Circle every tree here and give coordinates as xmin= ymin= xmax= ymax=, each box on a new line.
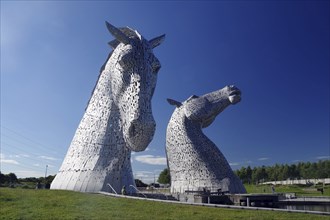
xmin=235 ymin=166 xmax=252 ymax=184
xmin=279 ymin=164 xmax=289 ymax=180
xmin=239 ymin=167 xmax=247 ymax=183
xmin=0 ymin=172 xmax=18 ymax=186
xmin=157 ymin=168 xmax=171 ymax=184
xmin=246 ymin=166 xmax=252 ymax=184
xmin=288 ymin=164 xmax=299 ymax=179
xmin=44 ymin=175 xmax=56 ymax=189
xmin=7 ymin=173 xmax=18 ymax=184
xmin=317 ymin=160 xmax=330 ymax=178
xmin=0 ymin=172 xmax=8 ymax=184
xmin=235 ymin=160 xmax=329 ymax=184
xmin=252 ymin=166 xmax=268 ymax=183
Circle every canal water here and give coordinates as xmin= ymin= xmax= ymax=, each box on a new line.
xmin=278 ymin=204 xmax=330 ymax=213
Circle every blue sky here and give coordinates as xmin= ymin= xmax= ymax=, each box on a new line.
xmin=1 ymin=1 xmax=329 ymax=183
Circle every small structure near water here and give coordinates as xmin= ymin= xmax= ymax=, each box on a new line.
xmin=171 ymin=189 xmax=329 ymax=212
xmin=173 ymin=189 xmax=279 ymax=208
xmin=229 ymin=194 xmax=279 ymax=208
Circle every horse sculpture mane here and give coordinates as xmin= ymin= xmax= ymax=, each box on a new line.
xmin=166 ymin=85 xmax=246 ymax=194
xmin=51 ymin=22 xmax=165 ymax=193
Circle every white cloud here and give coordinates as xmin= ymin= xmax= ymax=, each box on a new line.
xmin=258 ymin=157 xmax=269 ymax=161
xmin=153 ymin=169 xmax=164 ymax=174
xmin=14 ymin=170 xmax=45 ymax=178
xmin=134 ymin=171 xmax=158 ymax=183
xmin=1 ymin=159 xmax=20 ymax=165
xmin=134 ymin=155 xmax=167 ymax=165
xmin=38 ymin=156 xmax=57 ymax=161
xmin=134 ymin=171 xmax=153 ymax=178
xmin=0 ymin=153 xmax=19 ymax=165
xmin=10 ymin=154 xmax=30 ymax=158
xmin=316 ymin=156 xmax=330 ymax=160
xmin=229 ymin=162 xmax=240 ymax=166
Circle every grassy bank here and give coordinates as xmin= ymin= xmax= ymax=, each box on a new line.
xmin=0 ymin=188 xmax=329 ymax=220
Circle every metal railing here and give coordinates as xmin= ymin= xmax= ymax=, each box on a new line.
xmin=107 ymin=183 xmax=118 ymax=194
xmin=129 ymin=185 xmax=147 ymax=198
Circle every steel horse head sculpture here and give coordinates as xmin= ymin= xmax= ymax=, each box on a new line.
xmin=166 ymin=85 xmax=247 ymax=194
xmin=51 ymin=22 xmax=165 ymax=193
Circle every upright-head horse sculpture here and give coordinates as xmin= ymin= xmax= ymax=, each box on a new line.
xmin=51 ymin=22 xmax=165 ymax=193
xmin=166 ymin=85 xmax=246 ymax=194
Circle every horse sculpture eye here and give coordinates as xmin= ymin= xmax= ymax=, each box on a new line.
xmin=119 ymin=53 xmax=133 ymax=68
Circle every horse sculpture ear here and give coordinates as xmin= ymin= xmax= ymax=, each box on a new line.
xmin=167 ymin=98 xmax=182 ymax=107
xmin=186 ymin=95 xmax=199 ymax=102
xmin=149 ymin=34 xmax=166 ymax=48
xmin=105 ymin=21 xmax=130 ymax=45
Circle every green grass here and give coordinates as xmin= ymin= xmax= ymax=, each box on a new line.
xmin=244 ymin=184 xmax=330 ymax=196
xmin=1 ymin=188 xmax=329 ymax=220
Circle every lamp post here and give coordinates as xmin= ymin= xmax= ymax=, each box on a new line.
xmin=44 ymin=165 xmax=48 ymax=189
xmin=45 ymin=165 xmax=48 ymax=179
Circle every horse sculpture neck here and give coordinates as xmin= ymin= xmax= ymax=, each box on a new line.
xmin=50 ymin=54 xmax=134 ymax=193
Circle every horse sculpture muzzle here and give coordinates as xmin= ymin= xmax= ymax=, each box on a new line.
xmin=227 ymin=85 xmax=242 ymax=104
xmin=126 ymin=116 xmax=156 ymax=152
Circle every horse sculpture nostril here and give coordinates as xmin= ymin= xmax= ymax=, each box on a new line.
xmin=128 ymin=119 xmax=156 ymax=138
xmin=229 ymin=90 xmax=241 ymax=96
xmin=129 ymin=124 xmax=137 ymax=137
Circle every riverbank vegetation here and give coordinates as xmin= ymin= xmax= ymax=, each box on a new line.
xmin=235 ymin=160 xmax=329 ymax=184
